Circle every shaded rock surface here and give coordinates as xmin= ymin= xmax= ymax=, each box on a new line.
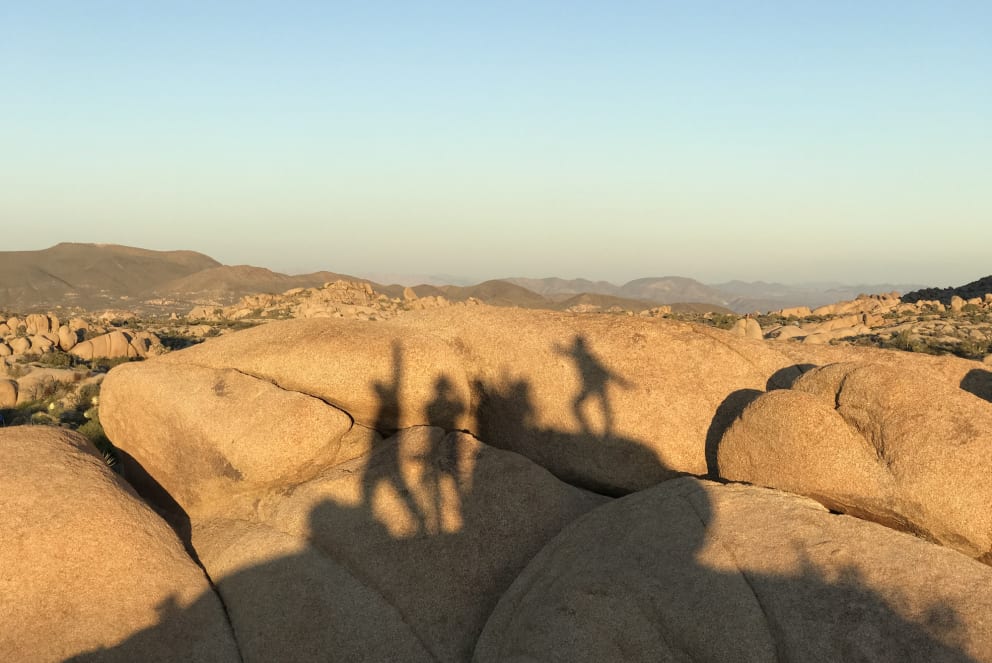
xmin=475 ymin=478 xmax=992 ymax=663
xmin=106 ymin=425 xmax=605 ymax=663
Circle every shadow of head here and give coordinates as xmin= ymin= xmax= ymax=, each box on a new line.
xmin=767 ymin=363 xmax=817 ymax=391
xmin=961 ymin=369 xmax=992 ymax=404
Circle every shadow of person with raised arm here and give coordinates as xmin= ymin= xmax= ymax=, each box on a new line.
xmin=361 ymin=340 xmax=427 ymax=533
xmin=554 ymin=334 xmax=633 ymax=437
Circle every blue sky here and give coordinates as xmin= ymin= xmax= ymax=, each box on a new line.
xmin=2 ymin=2 xmax=989 ymax=285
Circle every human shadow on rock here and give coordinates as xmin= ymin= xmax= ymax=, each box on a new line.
xmin=553 ymin=334 xmax=632 ymax=437
xmin=362 ymin=340 xmax=427 ymax=533
xmin=75 ymin=479 xmax=984 ymax=662
xmin=73 ymin=347 xmax=982 ymax=662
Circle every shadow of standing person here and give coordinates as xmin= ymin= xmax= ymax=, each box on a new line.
xmin=422 ymin=375 xmax=468 ymax=533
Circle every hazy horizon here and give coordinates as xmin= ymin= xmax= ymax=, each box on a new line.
xmin=3 ymin=3 xmax=989 ymax=287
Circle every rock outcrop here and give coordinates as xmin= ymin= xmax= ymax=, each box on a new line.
xmin=70 ymin=329 xmax=164 ymax=360
xmin=0 ymin=427 xmax=239 ymax=662
xmin=187 ymin=279 xmax=461 ymax=323
xmin=475 ymin=478 xmax=992 ymax=663
xmin=0 ymin=378 xmax=16 ymax=408
xmin=716 ymin=361 xmax=992 ymax=562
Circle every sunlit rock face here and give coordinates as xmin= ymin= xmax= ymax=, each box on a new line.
xmin=717 ymin=361 xmax=992 ymax=563
xmin=0 ymin=427 xmax=239 ymax=663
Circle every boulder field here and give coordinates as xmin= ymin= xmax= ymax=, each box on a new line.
xmin=6 ymin=306 xmax=992 ymax=661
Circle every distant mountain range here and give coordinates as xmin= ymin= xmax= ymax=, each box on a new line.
xmin=0 ymin=243 xmax=954 ymax=315
xmin=501 ymin=276 xmax=928 ymax=313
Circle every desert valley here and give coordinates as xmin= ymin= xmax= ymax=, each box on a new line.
xmin=1 ymin=243 xmax=991 ymax=661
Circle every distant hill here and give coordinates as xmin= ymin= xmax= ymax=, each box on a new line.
xmin=157 ymin=265 xmax=358 ymax=304
xmin=902 ymin=275 xmax=992 ymax=305
xmin=618 ymin=277 xmax=729 ymax=306
xmin=714 ymin=280 xmax=927 ymax=312
xmin=436 ymin=280 xmax=552 ymax=309
xmin=546 ymin=292 xmax=734 ymax=315
xmin=552 ymin=292 xmax=656 ymax=312
xmin=503 ymin=277 xmax=622 ymax=301
xmin=504 ymin=275 xmax=731 ymax=307
xmin=0 ymin=243 xmax=220 ymax=311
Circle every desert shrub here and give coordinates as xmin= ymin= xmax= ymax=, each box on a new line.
xmin=954 ymin=337 xmax=992 ymax=361
xmin=38 ymin=350 xmax=74 ymax=368
xmin=886 ymin=330 xmax=927 ymax=353
xmin=78 ymin=415 xmax=118 ymax=469
xmin=708 ymin=314 xmax=739 ymax=330
xmin=88 ymin=356 xmax=142 ymax=373
xmin=5 ymin=364 xmax=30 ymax=379
xmin=157 ymin=333 xmax=202 ymax=351
xmin=75 ymin=383 xmax=100 ymax=410
xmin=756 ymin=314 xmax=787 ymax=328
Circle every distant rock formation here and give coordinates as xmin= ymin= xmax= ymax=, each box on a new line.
xmin=187 ymin=279 xmax=468 ymax=323
xmin=903 ymin=275 xmax=992 ymax=305
xmin=70 ymin=330 xmax=164 ymax=361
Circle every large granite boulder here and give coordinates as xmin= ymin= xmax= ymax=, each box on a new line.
xmin=100 ymin=361 xmax=358 ymax=514
xmin=103 ymin=308 xmax=810 ymax=494
xmin=474 ymin=478 xmax=992 ymax=663
xmin=0 ymin=378 xmax=16 ymax=408
xmin=0 ymin=427 xmax=239 ymax=662
xmin=716 ymin=361 xmax=992 ymax=562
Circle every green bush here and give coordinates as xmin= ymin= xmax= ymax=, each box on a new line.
xmin=38 ymin=350 xmax=74 ymax=368
xmin=78 ymin=415 xmax=118 ymax=470
xmin=88 ymin=356 xmax=142 ymax=372
xmin=75 ymin=383 xmax=100 ymax=410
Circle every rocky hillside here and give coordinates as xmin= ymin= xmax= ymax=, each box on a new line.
xmin=155 ymin=265 xmax=358 ymax=304
xmin=903 ymin=274 xmax=992 ymax=305
xmin=0 ymin=243 xmax=220 ymax=311
xmin=0 ymin=243 xmax=370 ymax=313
